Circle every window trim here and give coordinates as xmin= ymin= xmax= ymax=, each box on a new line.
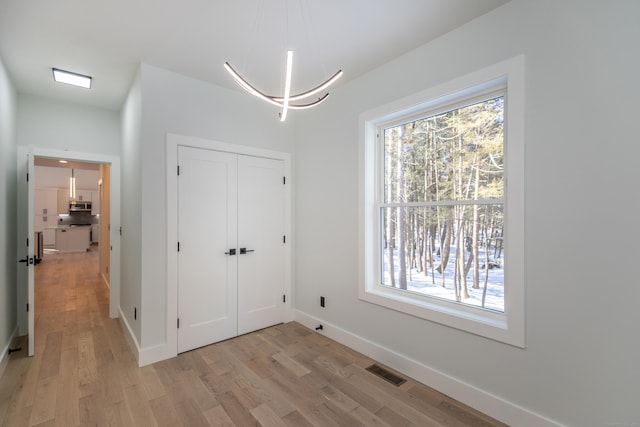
xmin=359 ymin=56 xmax=524 ymax=347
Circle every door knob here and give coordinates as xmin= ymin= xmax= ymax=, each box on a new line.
xmin=18 ymin=256 xmax=33 ymax=265
xmin=224 ymin=248 xmax=237 ymax=255
xmin=239 ymin=248 xmax=255 ymax=254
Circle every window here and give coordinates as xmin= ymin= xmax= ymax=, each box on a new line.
xmin=359 ymin=57 xmax=524 ymax=346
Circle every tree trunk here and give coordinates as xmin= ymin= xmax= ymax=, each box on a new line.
xmin=386 ymin=132 xmax=395 ymax=287
xmin=397 ymin=127 xmax=407 ymax=290
xmin=481 ymin=206 xmax=490 ymax=308
xmin=472 ymin=151 xmax=481 ymax=289
xmin=436 ymin=219 xmax=452 ymax=277
xmin=456 ymin=208 xmax=470 ymax=300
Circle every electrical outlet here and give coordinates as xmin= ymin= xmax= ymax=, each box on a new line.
xmin=320 ymin=296 xmax=325 ymax=307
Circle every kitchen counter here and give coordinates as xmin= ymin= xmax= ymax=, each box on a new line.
xmin=55 ymin=225 xmax=91 ymax=253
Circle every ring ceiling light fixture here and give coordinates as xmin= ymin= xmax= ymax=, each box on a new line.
xmin=224 ymin=52 xmax=342 ymax=122
xmin=224 ymin=1 xmax=343 ymax=122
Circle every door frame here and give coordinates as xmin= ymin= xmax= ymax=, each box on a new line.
xmin=167 ymin=133 xmax=293 ymax=357
xmin=17 ymin=146 xmax=121 ymax=342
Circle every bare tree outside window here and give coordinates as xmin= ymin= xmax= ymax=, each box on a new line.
xmin=381 ymin=96 xmax=505 ymax=312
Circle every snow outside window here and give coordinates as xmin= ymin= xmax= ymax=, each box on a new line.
xmin=359 ymin=56 xmax=524 ymax=346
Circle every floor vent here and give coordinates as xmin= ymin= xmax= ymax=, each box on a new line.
xmin=366 ymin=364 xmax=406 ymax=386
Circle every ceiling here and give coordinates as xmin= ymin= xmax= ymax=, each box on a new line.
xmin=0 ymin=0 xmax=508 ymax=111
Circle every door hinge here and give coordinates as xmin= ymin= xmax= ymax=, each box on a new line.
xmin=283 ymin=176 xmax=286 ymax=185
xmin=26 ymin=172 xmax=29 ymax=182
xmin=283 ymin=294 xmax=286 ymax=303
xmin=177 ymin=318 xmax=180 ymax=328
xmin=26 ymin=303 xmax=29 ymax=312
xmin=177 ymin=242 xmax=180 ymax=252
xmin=177 ymin=165 xmax=180 ymax=176
xmin=119 ymin=227 xmax=122 ymax=236
xmin=27 ymin=237 xmax=29 ymax=247
xmin=283 ymin=235 xmax=286 ymax=243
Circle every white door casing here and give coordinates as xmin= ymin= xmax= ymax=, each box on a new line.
xmin=17 ymin=146 xmax=120 ymax=359
xmin=167 ymin=134 xmax=292 ymax=363
xmin=177 ymin=149 xmax=286 ymax=352
xmin=26 ymin=146 xmax=35 ymax=356
xmin=16 ymin=145 xmax=35 ymax=356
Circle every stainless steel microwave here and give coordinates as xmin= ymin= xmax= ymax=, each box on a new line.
xmin=69 ymin=202 xmax=92 ymax=212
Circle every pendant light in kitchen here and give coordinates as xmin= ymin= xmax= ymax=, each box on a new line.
xmin=69 ymin=168 xmax=76 ymax=202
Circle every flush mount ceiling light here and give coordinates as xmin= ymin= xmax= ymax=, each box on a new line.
xmin=52 ymin=68 xmax=92 ymax=89
xmin=224 ymin=1 xmax=343 ymax=122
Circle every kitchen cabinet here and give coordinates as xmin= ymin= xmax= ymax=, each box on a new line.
xmin=34 ymin=215 xmax=55 ymax=245
xmin=91 ymin=224 xmax=99 ymax=243
xmin=75 ymin=190 xmax=92 ymax=202
xmin=57 ymin=189 xmax=97 ymax=212
xmin=91 ymin=190 xmax=100 ymax=214
xmin=35 ymin=189 xmax=58 ymax=246
xmin=58 ymin=189 xmax=69 ymax=213
xmin=43 ymin=228 xmax=56 ymax=246
xmin=56 ymin=226 xmax=90 ymax=253
xmin=35 ymin=188 xmax=57 ymax=216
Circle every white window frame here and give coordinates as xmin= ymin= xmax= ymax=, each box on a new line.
xmin=359 ymin=56 xmax=524 ymax=347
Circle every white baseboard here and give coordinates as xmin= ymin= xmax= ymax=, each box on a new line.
xmin=0 ymin=325 xmax=19 ymax=379
xmin=294 ymin=310 xmax=561 ymax=427
xmin=118 ymin=308 xmax=177 ymax=367
xmin=118 ymin=308 xmax=141 ymax=365
xmin=138 ymin=342 xmax=176 ymax=367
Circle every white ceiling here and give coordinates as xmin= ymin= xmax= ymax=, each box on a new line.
xmin=0 ymin=0 xmax=508 ymax=111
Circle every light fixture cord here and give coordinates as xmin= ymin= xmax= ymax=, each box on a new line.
xmin=244 ymin=0 xmax=265 ymax=75
xmin=281 ymin=0 xmax=290 ymax=95
xmin=301 ymin=0 xmax=328 ymax=79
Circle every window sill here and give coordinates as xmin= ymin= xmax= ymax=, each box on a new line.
xmin=359 ymin=284 xmax=523 ymax=347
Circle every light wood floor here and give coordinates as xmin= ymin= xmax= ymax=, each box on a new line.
xmin=0 ymin=248 xmax=507 ymax=426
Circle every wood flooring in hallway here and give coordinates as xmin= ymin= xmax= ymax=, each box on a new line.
xmin=0 ymin=248 xmax=506 ymax=426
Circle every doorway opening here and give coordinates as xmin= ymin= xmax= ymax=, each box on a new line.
xmin=32 ymin=157 xmax=111 ymax=352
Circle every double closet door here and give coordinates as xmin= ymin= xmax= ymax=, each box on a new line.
xmin=177 ymin=146 xmax=286 ymax=353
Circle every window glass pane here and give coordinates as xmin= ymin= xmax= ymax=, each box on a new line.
xmin=381 ymin=204 xmax=504 ymax=312
xmin=383 ymin=96 xmax=504 ymax=203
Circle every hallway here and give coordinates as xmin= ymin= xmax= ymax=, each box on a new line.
xmin=0 ymin=247 xmax=132 ymax=425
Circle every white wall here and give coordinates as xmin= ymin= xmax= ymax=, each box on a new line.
xmin=120 ymin=69 xmax=143 ymax=344
xmin=17 ymin=93 xmax=120 ymax=155
xmin=127 ymin=64 xmax=294 ymax=354
xmin=293 ymin=1 xmax=640 ymax=426
xmin=0 ymin=57 xmax=17 ymax=370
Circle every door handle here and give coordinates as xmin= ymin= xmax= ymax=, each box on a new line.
xmin=18 ymin=256 xmax=34 ymax=265
xmin=239 ymin=248 xmax=255 ymax=255
xmin=224 ymin=248 xmax=237 ymax=256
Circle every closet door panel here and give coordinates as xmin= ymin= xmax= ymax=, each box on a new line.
xmin=178 ymin=146 xmax=238 ymax=353
xmin=237 ymin=155 xmax=286 ymax=335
